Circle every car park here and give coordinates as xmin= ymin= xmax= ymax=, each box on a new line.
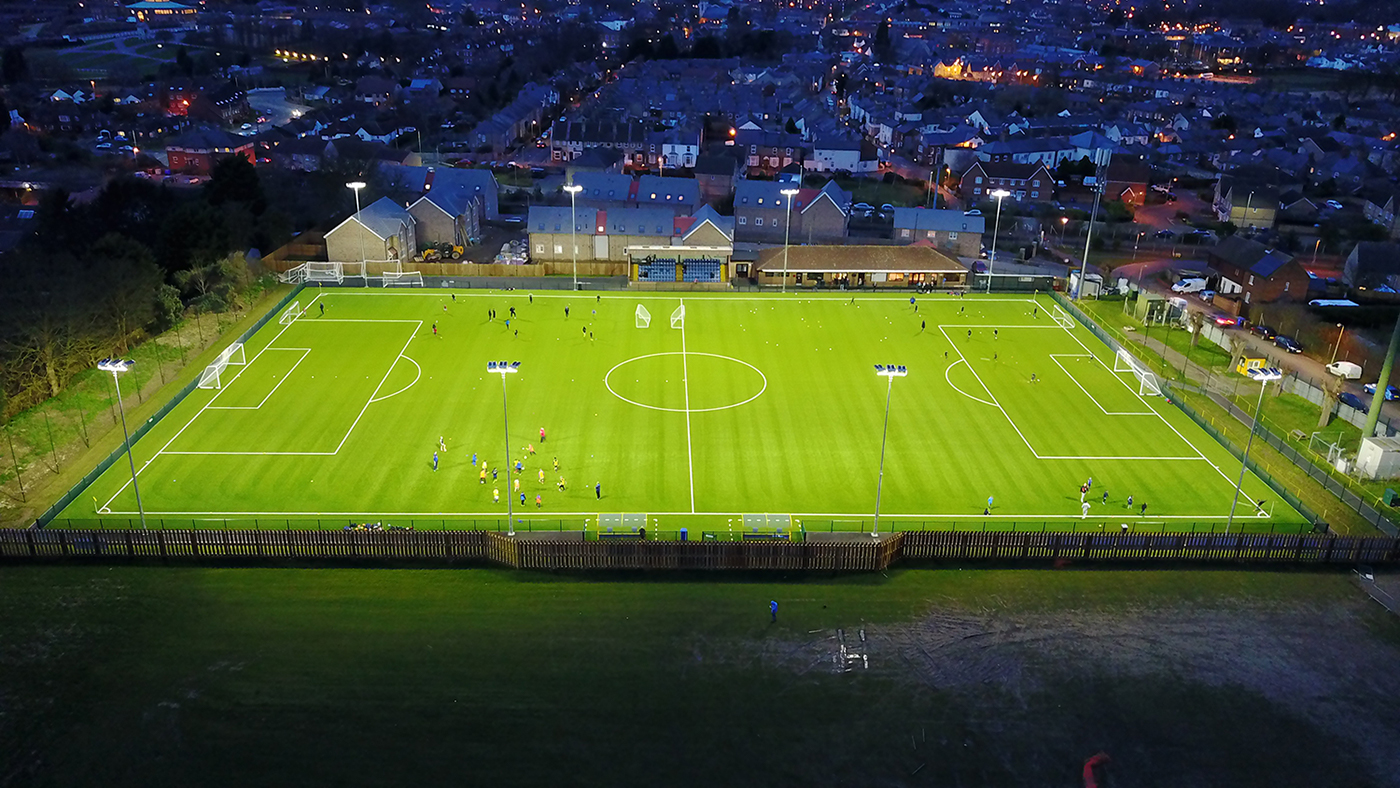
xmin=1248 ymin=324 xmax=1276 ymax=340
xmin=1274 ymin=335 xmax=1303 ymax=353
xmin=1338 ymin=392 xmax=1369 ymax=413
xmin=1364 ymin=382 xmax=1400 ymax=401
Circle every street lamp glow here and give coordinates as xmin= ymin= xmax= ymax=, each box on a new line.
xmin=1329 ymin=323 xmax=1345 ymax=364
xmin=346 ymin=181 xmax=368 ymax=272
xmin=488 ymin=361 xmax=523 ymax=536
xmin=780 ymin=188 xmax=800 ymax=294
xmin=564 ymin=184 xmax=582 ymax=291
xmin=987 ymin=189 xmax=1010 ymax=293
xmin=1225 ymin=366 xmax=1283 ymax=534
xmin=98 ymin=358 xmax=147 ymax=530
xmin=870 ymin=363 xmax=908 ymax=537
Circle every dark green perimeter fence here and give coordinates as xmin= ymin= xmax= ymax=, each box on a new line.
xmin=32 ymin=284 xmax=308 ymax=530
xmin=1049 ymin=292 xmax=1400 ymax=537
xmin=4 ymin=529 xmax=1400 ymax=569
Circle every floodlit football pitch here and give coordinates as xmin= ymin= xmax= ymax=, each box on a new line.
xmin=62 ymin=289 xmax=1304 ymax=533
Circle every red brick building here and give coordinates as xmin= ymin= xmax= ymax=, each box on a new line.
xmin=165 ymin=127 xmax=254 ymax=176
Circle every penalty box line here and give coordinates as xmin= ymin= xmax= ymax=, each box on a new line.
xmin=1047 ymin=354 xmax=1156 ymax=417
xmin=205 ymin=348 xmax=311 ymax=411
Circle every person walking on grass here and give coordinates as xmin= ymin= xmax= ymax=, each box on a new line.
xmin=770 ymin=600 xmax=778 ymax=623
xmin=557 ymin=476 xmax=566 ymax=491
xmin=1081 ymin=501 xmax=1091 ymax=519
xmin=540 ymin=426 xmax=546 ymax=443
xmin=510 ymin=306 xmax=516 ymax=318
xmin=452 ymin=293 xmax=456 ymax=302
xmin=538 ymin=468 xmax=546 ymax=485
xmin=439 ymin=436 xmax=446 ymax=452
xmin=1140 ymin=502 xmax=1148 ymax=516
xmin=921 ymin=319 xmax=926 ymax=332
xmin=553 ymin=456 xmax=559 ymax=471
xmin=432 ymin=452 xmax=439 ymax=471
xmin=432 ymin=322 xmax=438 ymax=337
xmin=479 ymin=468 xmax=486 ymax=484
xmin=1126 ymin=494 xmax=1133 ymax=509
xmin=492 ymin=487 xmax=499 ymax=503
xmin=520 ymin=492 xmax=526 ymax=506
xmin=319 ymin=302 xmax=325 ymax=317
xmin=1080 ymin=485 xmax=1087 ymax=503
xmin=1102 ymin=490 xmax=1108 ymax=505
xmin=987 ymin=495 xmax=994 ymax=511
xmin=529 ymin=294 xmax=533 ymax=304
xmin=535 ymin=494 xmax=542 ymax=508
xmin=595 ymin=481 xmax=602 ymax=500
xmin=565 ymin=305 xmax=570 ymax=318
xmin=514 ymin=477 xmax=520 ymax=494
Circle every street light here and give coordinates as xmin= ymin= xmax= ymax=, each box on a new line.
xmin=564 ymin=184 xmax=582 ymax=291
xmin=987 ymin=189 xmax=1010 ymax=293
xmin=1225 ymin=366 xmax=1282 ymax=534
xmin=98 ymin=358 xmax=147 ymax=530
xmin=871 ymin=363 xmax=908 ymax=538
xmin=1059 ymin=215 xmax=1068 ymax=243
xmin=488 ymin=361 xmax=522 ymax=536
xmin=1329 ymin=323 xmax=1345 ymax=364
xmin=346 ymin=181 xmax=368 ymax=271
xmin=780 ymin=187 xmax=800 ymax=293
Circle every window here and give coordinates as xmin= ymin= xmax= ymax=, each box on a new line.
xmin=948 ymin=232 xmax=958 ymax=240
xmin=975 ymin=176 xmax=983 ymax=184
xmin=741 ymin=197 xmax=748 ymax=204
xmin=901 ymin=229 xmax=911 ymax=238
xmin=1031 ymin=191 xmax=1038 ymax=198
xmin=758 ymin=198 xmax=764 ymax=205
xmin=553 ymin=245 xmax=563 ymax=254
xmin=756 ymin=218 xmax=764 ymax=226
xmin=1284 ymin=281 xmax=1290 ymax=292
xmin=536 ymin=244 xmax=545 ymax=254
xmin=738 ymin=216 xmax=747 ymax=224
xmin=750 ymin=145 xmax=757 ymax=153
xmin=1032 ymin=180 xmax=1040 ymax=187
xmin=773 ymin=218 xmax=780 ymax=228
xmin=1244 ymin=291 xmax=1251 ymax=304
xmin=650 ymin=193 xmax=657 ymax=199
xmin=1248 ymin=275 xmax=1255 ymax=285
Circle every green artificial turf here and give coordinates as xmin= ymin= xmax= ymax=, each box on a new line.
xmin=59 ymin=291 xmax=1299 ymax=532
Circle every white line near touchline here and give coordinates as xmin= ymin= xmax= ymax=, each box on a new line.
xmin=679 ymin=297 xmax=695 ymax=514
xmin=1047 ymin=353 xmax=1156 ymax=416
xmin=98 ymin=508 xmax=1269 ymax=519
xmin=206 ymin=348 xmax=311 ymax=411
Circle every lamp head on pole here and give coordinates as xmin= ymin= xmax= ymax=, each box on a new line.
xmin=346 ymin=181 xmax=366 ymax=191
xmin=1246 ymin=367 xmax=1283 ymax=383
xmin=98 ymin=358 xmax=135 ymax=374
xmin=563 ymin=184 xmax=582 ymax=195
xmin=990 ymin=189 xmax=1011 ymax=200
xmin=780 ymin=188 xmax=800 ymax=196
xmin=873 ymin=364 xmax=909 ymax=378
xmin=488 ymin=361 xmax=522 ymax=375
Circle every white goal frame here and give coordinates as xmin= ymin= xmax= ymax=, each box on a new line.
xmin=670 ymin=304 xmax=685 ymax=329
xmin=305 ymin=262 xmax=344 ymax=284
xmin=1049 ymin=302 xmax=1075 ymax=329
xmin=635 ymin=304 xmax=651 ymax=328
xmin=279 ymin=301 xmax=302 ymax=325
xmin=1114 ymin=347 xmax=1161 ymax=397
xmin=198 ymin=342 xmax=247 ymax=390
xmin=383 ymin=271 xmax=424 ymax=287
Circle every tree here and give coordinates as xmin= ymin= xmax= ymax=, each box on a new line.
xmin=655 ymin=34 xmax=680 ymax=59
xmin=873 ymin=21 xmax=893 ymax=63
xmin=1 ymin=46 xmax=26 ymax=84
xmin=206 ymin=155 xmax=265 ymax=213
xmin=1318 ymin=376 xmax=1342 ymax=428
xmin=176 ymin=46 xmax=194 ymax=77
xmin=173 ymin=252 xmax=249 ymax=313
xmin=784 ymin=117 xmax=799 ymax=134
xmin=91 ymin=234 xmax=163 ymax=353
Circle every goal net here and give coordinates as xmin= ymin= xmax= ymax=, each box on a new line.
xmin=1049 ymin=302 xmax=1075 ymax=329
xmin=1113 ymin=347 xmax=1161 ymax=396
xmin=306 ymin=262 xmax=344 ymax=284
xmin=198 ymin=342 xmax=246 ymax=390
xmin=635 ymin=303 xmax=651 ymax=328
xmin=279 ymin=301 xmax=302 ymax=326
xmin=383 ymin=271 xmax=424 ymax=287
xmin=670 ymin=304 xmax=685 ymax=329
xmin=278 ymin=263 xmax=308 ymax=284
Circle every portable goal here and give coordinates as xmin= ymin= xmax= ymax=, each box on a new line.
xmin=1049 ymin=302 xmax=1075 ymax=329
xmin=670 ymin=304 xmax=685 ymax=329
xmin=305 ymin=262 xmax=344 ymax=284
xmin=279 ymin=301 xmax=302 ymax=326
xmin=1114 ymin=347 xmax=1161 ymax=397
xmin=383 ymin=271 xmax=424 ymax=287
xmin=198 ymin=342 xmax=246 ymax=390
xmin=635 ymin=303 xmax=651 ymax=328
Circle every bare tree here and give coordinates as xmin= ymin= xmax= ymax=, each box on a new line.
xmin=1318 ymin=376 xmax=1342 ymax=429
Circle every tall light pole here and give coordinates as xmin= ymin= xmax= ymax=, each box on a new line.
xmin=488 ymin=361 xmax=521 ymax=536
xmin=98 ymin=358 xmax=146 ymax=530
xmin=1076 ymin=153 xmax=1110 ymax=300
xmin=987 ymin=189 xmax=1010 ymax=293
xmin=1312 ymin=237 xmax=1322 ymax=267
xmin=346 ymin=181 xmax=368 ymax=271
xmin=1225 ymin=366 xmax=1282 ymax=535
xmin=1330 ymin=323 xmax=1346 ymax=364
xmin=871 ymin=363 xmax=908 ymax=538
xmin=564 ymin=183 xmax=582 ymax=291
xmin=1059 ymin=215 xmax=1068 ymax=244
xmin=780 ymin=187 xmax=800 ymax=293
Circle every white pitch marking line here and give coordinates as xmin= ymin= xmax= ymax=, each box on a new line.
xmin=367 ymin=355 xmax=421 ymax=404
xmin=331 ymin=321 xmax=422 ymax=455
xmin=943 ymin=359 xmax=997 ymax=407
xmin=680 ymin=297 xmax=695 ymax=514
xmin=99 ymin=508 xmax=1271 ymax=520
xmin=311 ymin=290 xmax=1038 ymax=304
xmin=938 ymin=325 xmax=1042 ymax=458
xmin=1048 ymin=354 xmax=1156 ymax=416
xmin=206 ymin=348 xmax=311 ymax=411
xmin=100 ymin=314 xmax=304 ymax=511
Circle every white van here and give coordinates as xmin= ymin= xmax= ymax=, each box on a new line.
xmin=1326 ymin=361 xmax=1362 ymax=380
xmin=1171 ymin=277 xmax=1208 ymax=294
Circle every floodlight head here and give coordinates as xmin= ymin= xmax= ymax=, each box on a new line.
xmin=874 ymin=364 xmax=885 ymax=372
xmin=875 ymin=363 xmax=908 ymax=378
xmin=563 ymin=184 xmax=582 ymax=194
xmin=780 ymin=188 xmax=800 ymax=196
xmin=98 ymin=358 xmax=134 ymax=373
xmin=510 ymin=361 xmax=522 ymax=369
xmin=488 ymin=360 xmax=520 ymax=374
xmin=1247 ymin=366 xmax=1283 ymax=382
xmin=991 ymin=189 xmax=1011 ymax=199
xmin=346 ymin=181 xmax=366 ymax=190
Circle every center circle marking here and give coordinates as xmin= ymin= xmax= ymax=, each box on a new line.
xmin=604 ymin=352 xmax=768 ymax=413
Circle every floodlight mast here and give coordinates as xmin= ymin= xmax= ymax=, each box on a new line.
xmin=346 ymin=181 xmax=368 ymax=274
xmin=1225 ymin=366 xmax=1282 ymax=535
xmin=488 ymin=361 xmax=522 ymax=535
xmin=564 ymin=184 xmax=582 ymax=291
xmin=871 ymin=364 xmax=908 ymax=538
xmin=780 ymin=188 xmax=800 ymax=293
xmin=987 ymin=189 xmax=1010 ymax=293
xmin=98 ymin=358 xmax=146 ymax=530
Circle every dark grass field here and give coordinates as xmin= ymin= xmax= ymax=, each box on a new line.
xmin=3 ymin=565 xmax=1399 ymax=787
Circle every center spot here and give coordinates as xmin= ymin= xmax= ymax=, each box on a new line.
xmin=605 ymin=353 xmax=767 ymax=413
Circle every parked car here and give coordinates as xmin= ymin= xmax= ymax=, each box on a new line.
xmin=1213 ymin=314 xmax=1243 ymax=327
xmin=853 ymin=202 xmax=874 ymax=212
xmin=1364 ymin=383 xmax=1399 ymax=401
xmin=1172 ymin=277 xmax=1208 ymax=293
xmin=964 ymin=209 xmax=982 ymax=216
xmin=1274 ymin=335 xmax=1303 ymax=353
xmin=880 ymin=203 xmax=894 ymax=213
xmin=1248 ymin=324 xmax=1276 ymax=340
xmin=1165 ymin=193 xmax=1178 ymax=202
xmin=1325 ymin=199 xmax=1344 ymax=210
xmin=1326 ymin=361 xmax=1363 ymax=379
xmin=1155 ymin=229 xmax=1176 ymax=239
xmin=1338 ymin=392 xmax=1369 ymax=413
xmin=1199 ymin=290 xmax=1216 ymax=302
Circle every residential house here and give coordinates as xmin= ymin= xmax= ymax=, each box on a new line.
xmin=188 ymin=82 xmax=248 ymax=125
xmin=806 ymin=137 xmax=879 ymax=174
xmin=165 ymin=126 xmax=255 ymax=175
xmin=733 ymin=128 xmax=807 ymax=175
xmin=960 ymin=161 xmax=1055 ymax=203
xmin=467 ymin=82 xmax=557 ymax=153
xmin=732 ymin=179 xmax=850 ymax=244
xmin=355 ymin=76 xmax=399 ymax=107
xmin=381 ymin=165 xmax=500 ymax=248
xmin=325 ymin=196 xmax=416 ymax=264
xmin=565 ymin=173 xmax=700 ymax=213
xmin=693 ymin=154 xmax=739 ymax=206
xmin=891 ymin=208 xmax=985 ymax=257
xmin=549 ymin=120 xmax=650 ymax=163
xmin=526 ymin=204 xmax=734 ymax=278
xmin=1208 ymin=235 xmax=1308 ymax=306
xmin=1343 ymin=242 xmax=1400 ymax=290
xmin=1103 ymin=159 xmax=1151 ymax=206
xmin=1360 ymin=187 xmax=1400 ymax=240
xmin=1214 ymin=179 xmax=1279 ymax=230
